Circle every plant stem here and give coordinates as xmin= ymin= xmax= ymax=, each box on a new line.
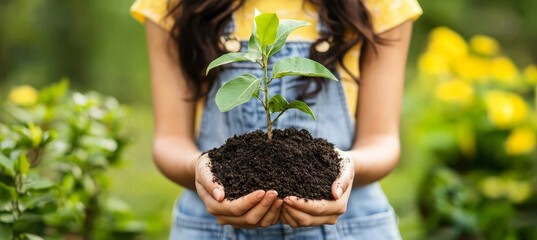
xmin=83 ymin=193 xmax=99 ymax=240
xmin=13 ymin=174 xmax=22 ymax=219
xmin=271 ymin=111 xmax=285 ymax=125
xmin=83 ymin=177 xmax=100 ymax=240
xmin=262 ymin=54 xmax=272 ymax=140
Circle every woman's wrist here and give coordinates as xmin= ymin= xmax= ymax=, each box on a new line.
xmin=188 ymin=152 xmax=203 ymax=185
xmin=346 ymin=150 xmax=365 ymax=183
xmin=345 ymin=138 xmax=400 ymax=186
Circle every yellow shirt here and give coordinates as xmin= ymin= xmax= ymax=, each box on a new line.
xmin=131 ymin=0 xmax=422 ymax=117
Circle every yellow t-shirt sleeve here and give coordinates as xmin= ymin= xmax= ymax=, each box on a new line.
xmin=363 ymin=0 xmax=423 ymax=34
xmin=130 ymin=0 xmax=175 ymax=31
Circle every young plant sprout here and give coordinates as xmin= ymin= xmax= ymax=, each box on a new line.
xmin=206 ymin=11 xmax=337 ymax=140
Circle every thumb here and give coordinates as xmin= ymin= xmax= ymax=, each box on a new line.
xmin=332 ymin=149 xmax=354 ymax=200
xmin=211 ymin=186 xmax=225 ymax=202
xmin=197 ymin=153 xmax=225 ymax=202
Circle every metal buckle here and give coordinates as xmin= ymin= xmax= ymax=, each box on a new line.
xmin=220 ymin=33 xmax=241 ymax=52
xmin=315 ymin=36 xmax=333 ymax=53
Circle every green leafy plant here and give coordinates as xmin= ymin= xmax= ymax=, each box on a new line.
xmin=1 ymin=81 xmax=144 ymax=240
xmin=206 ymin=11 xmax=337 ymax=139
xmin=0 ymin=123 xmax=56 ymax=240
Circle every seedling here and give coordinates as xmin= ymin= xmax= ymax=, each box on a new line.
xmin=206 ymin=11 xmax=337 ymax=140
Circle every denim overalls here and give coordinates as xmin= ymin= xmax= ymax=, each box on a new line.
xmin=170 ymin=17 xmax=402 ymax=240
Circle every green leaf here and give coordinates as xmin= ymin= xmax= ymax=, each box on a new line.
xmin=60 ymin=174 xmax=75 ymax=191
xmin=248 ymin=34 xmax=262 ymax=57
xmin=255 ymin=13 xmax=279 ymax=47
xmin=287 ymin=100 xmax=316 ymax=121
xmin=18 ymin=213 xmax=42 ymax=222
xmin=252 ymin=87 xmax=260 ymax=98
xmin=25 ymin=178 xmax=54 ymax=191
xmin=0 ymin=223 xmax=12 ymax=239
xmin=268 ymin=94 xmax=289 ymax=113
xmin=82 ymin=175 xmax=96 ymax=195
xmin=0 ymin=214 xmax=15 ymax=223
xmin=21 ymin=194 xmax=55 ymax=211
xmin=215 ymin=74 xmax=261 ymax=112
xmin=268 ymin=96 xmax=316 ymax=121
xmin=23 ymin=233 xmax=44 ymax=240
xmin=28 ymin=123 xmax=42 ymax=148
xmin=272 ymin=57 xmax=338 ymax=80
xmin=0 ymin=154 xmax=14 ymax=177
xmin=38 ymin=78 xmax=69 ymax=105
xmin=267 ymin=20 xmax=310 ymax=57
xmin=16 ymin=154 xmax=30 ymax=175
xmin=206 ymin=52 xmax=257 ymax=75
xmin=0 ymin=182 xmax=16 ymax=201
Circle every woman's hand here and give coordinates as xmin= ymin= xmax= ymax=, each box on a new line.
xmin=279 ymin=149 xmax=355 ymax=227
xmin=195 ymin=153 xmax=284 ymax=228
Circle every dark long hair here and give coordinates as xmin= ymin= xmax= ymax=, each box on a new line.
xmin=168 ymin=0 xmax=382 ymax=100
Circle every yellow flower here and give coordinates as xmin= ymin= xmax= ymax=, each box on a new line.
xmin=8 ymin=85 xmax=38 ymax=107
xmin=523 ymin=64 xmax=537 ymax=84
xmin=490 ymin=57 xmax=519 ymax=84
xmin=485 ymin=90 xmax=529 ymax=128
xmin=428 ymin=27 xmax=468 ymax=61
xmin=480 ymin=177 xmax=504 ymax=199
xmin=481 ymin=177 xmax=533 ymax=203
xmin=453 ymin=55 xmax=490 ymax=81
xmin=505 ymin=127 xmax=536 ymax=155
xmin=435 ymin=79 xmax=474 ymax=105
xmin=470 ymin=35 xmax=499 ymax=56
xmin=418 ymin=52 xmax=450 ymax=75
xmin=505 ymin=179 xmax=532 ymax=203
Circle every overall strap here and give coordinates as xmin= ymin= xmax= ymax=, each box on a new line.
xmin=315 ymin=17 xmax=332 ymax=53
xmin=222 ymin=15 xmax=236 ymax=36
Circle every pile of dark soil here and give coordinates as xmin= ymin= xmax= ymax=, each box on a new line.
xmin=208 ymin=128 xmax=342 ymax=200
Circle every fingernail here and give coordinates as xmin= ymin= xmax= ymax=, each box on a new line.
xmin=336 ymin=186 xmax=343 ymax=199
xmin=268 ymin=191 xmax=277 ymax=199
xmin=284 ymin=197 xmax=293 ymax=206
xmin=213 ymin=188 xmax=222 ymax=200
xmin=256 ymin=190 xmax=265 ymax=200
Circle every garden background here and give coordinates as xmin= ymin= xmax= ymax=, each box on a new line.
xmin=1 ymin=0 xmax=536 ymax=239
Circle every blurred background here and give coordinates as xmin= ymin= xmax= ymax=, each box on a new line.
xmin=1 ymin=0 xmax=536 ymax=239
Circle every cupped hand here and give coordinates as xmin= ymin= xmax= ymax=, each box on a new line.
xmin=195 ymin=153 xmax=283 ymax=228
xmin=279 ymin=149 xmax=355 ymax=227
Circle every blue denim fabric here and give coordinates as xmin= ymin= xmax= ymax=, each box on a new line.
xmin=169 ymin=19 xmax=402 ymax=240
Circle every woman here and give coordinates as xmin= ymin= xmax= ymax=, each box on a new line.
xmin=131 ymin=0 xmax=422 ymax=238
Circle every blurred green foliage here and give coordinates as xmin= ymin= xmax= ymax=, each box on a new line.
xmin=0 ymin=0 xmax=151 ymax=104
xmin=408 ymin=25 xmax=537 ymax=239
xmin=1 ymin=81 xmax=144 ymax=239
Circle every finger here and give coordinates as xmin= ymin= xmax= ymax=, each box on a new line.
xmin=217 ymin=190 xmax=278 ymax=226
xmin=279 ymin=209 xmax=287 ymax=225
xmin=222 ymin=190 xmax=266 ymax=216
xmin=280 ymin=206 xmax=298 ymax=228
xmin=200 ymin=187 xmax=266 ymax=216
xmin=332 ymin=150 xmax=354 ymax=200
xmin=283 ymin=197 xmax=330 ymax=216
xmin=271 ymin=199 xmax=283 ymax=225
xmin=258 ymin=197 xmax=283 ymax=227
xmin=196 ymin=154 xmax=225 ymax=202
xmin=284 ymin=195 xmax=349 ymax=216
xmin=283 ymin=204 xmax=339 ymax=226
